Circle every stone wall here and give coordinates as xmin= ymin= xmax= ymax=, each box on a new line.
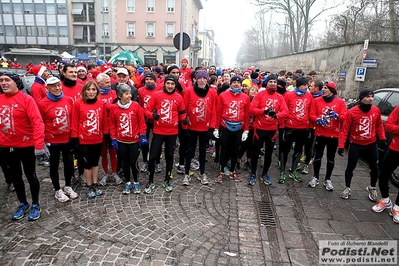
xmin=242 ymin=42 xmax=399 ymax=99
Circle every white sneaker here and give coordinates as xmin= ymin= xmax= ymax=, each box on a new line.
xmin=55 ymin=189 xmax=70 ymax=203
xmin=391 ymin=205 xmax=399 ymax=224
xmin=113 ymin=173 xmax=123 ymax=185
xmin=99 ymin=174 xmax=109 ymax=186
xmin=197 ymin=173 xmax=209 ymax=185
xmin=64 ymin=186 xmax=79 ymax=199
xmin=323 ymin=180 xmax=334 ymax=191
xmin=308 ymin=177 xmax=319 ymax=188
xmin=367 ymin=186 xmax=378 ymax=202
xmin=182 ymin=174 xmax=191 ymax=186
xmin=372 ymin=198 xmax=392 ymax=213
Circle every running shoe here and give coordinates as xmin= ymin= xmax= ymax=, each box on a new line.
xmin=215 ymin=172 xmax=223 ymax=183
xmin=140 ymin=162 xmax=149 ymax=173
xmin=340 ymin=187 xmax=351 ymax=199
xmin=190 ymin=159 xmax=200 ymax=171
xmin=366 ymin=186 xmax=378 ymax=202
xmin=64 ymin=186 xmax=79 ymax=199
xmin=301 ymin=164 xmax=309 ymax=174
xmin=86 ymin=187 xmax=96 ymax=199
xmin=155 ymin=163 xmax=162 ymax=173
xmin=132 ymin=182 xmax=141 ymax=194
xmin=197 ymin=173 xmax=209 ymax=185
xmin=182 ymin=174 xmax=191 ymax=186
xmin=113 ymin=173 xmax=123 ymax=185
xmin=248 ymin=174 xmax=256 ymax=186
xmin=93 ymin=184 xmax=103 ymax=196
xmin=289 ymin=171 xmax=302 ymax=182
xmin=144 ymin=182 xmax=156 ymax=194
xmin=162 ymin=181 xmax=173 ymax=192
xmin=372 ymin=199 xmax=392 ymax=213
xmin=123 ymin=182 xmax=132 ymax=195
xmin=55 ymin=189 xmax=70 ymax=203
xmin=324 ymin=180 xmax=334 ymax=191
xmin=99 ymin=174 xmax=109 ymax=186
xmin=230 ymin=171 xmax=242 ymax=182
xmin=27 ymin=203 xmax=42 ymax=221
xmin=391 ymin=206 xmax=399 ymax=224
xmin=277 ymin=172 xmax=286 ymax=184
xmin=308 ymin=177 xmax=319 ymax=188
xmin=12 ymin=203 xmax=30 ymax=220
xmin=260 ymin=174 xmax=272 ymax=185
xmin=175 ymin=164 xmax=185 ymax=174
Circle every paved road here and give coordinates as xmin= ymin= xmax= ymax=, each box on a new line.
xmin=0 ymin=148 xmax=398 ymax=265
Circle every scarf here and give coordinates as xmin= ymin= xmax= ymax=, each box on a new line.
xmin=194 ymin=84 xmax=209 ymax=97
xmin=229 ymin=87 xmax=242 ymax=95
xmin=62 ymin=77 xmax=77 ymax=87
xmin=312 ymin=90 xmax=323 ymax=98
xmin=100 ymin=86 xmax=111 ymax=95
xmin=34 ymin=76 xmax=45 ymax=84
xmin=86 ymin=98 xmax=97 ymax=104
xmin=294 ymin=87 xmax=307 ymax=96
xmin=358 ymin=102 xmax=372 ymax=112
xmin=47 ymin=92 xmax=64 ymax=101
xmin=277 ymin=86 xmax=286 ymax=95
xmin=117 ymin=100 xmax=132 ymax=110
xmin=266 ymin=87 xmax=276 ymax=94
xmin=323 ymin=94 xmax=335 ymax=103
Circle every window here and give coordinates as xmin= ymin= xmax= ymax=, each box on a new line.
xmin=146 ymin=22 xmax=154 ymax=37
xmin=35 ymin=3 xmax=45 ymax=14
xmin=0 ymin=27 xmax=3 ymax=36
xmin=127 ymin=0 xmax=134 ymax=12
xmin=37 ymin=26 xmax=46 ymax=37
xmin=46 ymin=4 xmax=55 ymax=14
xmin=373 ymin=91 xmax=388 ymax=108
xmin=127 ymin=22 xmax=135 ymax=37
xmin=147 ymin=0 xmax=154 ymax=12
xmin=16 ymin=26 xmax=25 ymax=36
xmin=48 ymin=26 xmax=57 ymax=36
xmin=166 ymin=23 xmax=174 ymax=37
xmin=26 ymin=26 xmax=35 ymax=36
xmin=167 ymin=0 xmax=174 ymax=12
xmin=13 ymin=3 xmax=22 ymax=14
xmin=102 ymin=0 xmax=108 ymax=12
xmin=5 ymin=26 xmax=14 ymax=36
xmin=57 ymin=3 xmax=66 ymax=14
xmin=2 ymin=4 xmax=11 ymax=14
xmin=103 ymin=23 xmax=109 ymax=37
xmin=24 ymin=3 xmax=33 ymax=14
xmin=380 ymin=92 xmax=399 ymax=116
xmin=59 ymin=26 xmax=67 ymax=36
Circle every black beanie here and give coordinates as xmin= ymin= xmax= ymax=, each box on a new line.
xmin=1 ymin=71 xmax=24 ymax=91
xmin=277 ymin=79 xmax=287 ymax=89
xmin=359 ymin=88 xmax=374 ymax=100
xmin=296 ymin=77 xmax=308 ymax=88
xmin=167 ymin=64 xmax=179 ymax=74
xmin=267 ymin=74 xmax=278 ymax=82
xmin=164 ymin=74 xmax=178 ymax=85
xmin=144 ymin=72 xmax=156 ymax=81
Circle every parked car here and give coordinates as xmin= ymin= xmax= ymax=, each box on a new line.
xmin=371 ymin=88 xmax=399 ymax=187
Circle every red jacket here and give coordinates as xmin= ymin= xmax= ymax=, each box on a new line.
xmin=184 ymin=86 xmax=217 ymax=132
xmin=0 ymin=91 xmax=45 ymax=150
xmin=250 ymin=89 xmax=288 ymax=131
xmin=108 ymin=101 xmax=147 ymax=143
xmin=30 ymin=79 xmax=47 ymax=105
xmin=38 ymin=95 xmax=73 ymax=144
xmin=384 ymin=105 xmax=399 ymax=152
xmin=144 ymin=89 xmax=186 ymax=135
xmin=310 ymin=96 xmax=347 ymax=138
xmin=62 ymin=81 xmax=83 ymax=104
xmin=71 ymin=98 xmax=109 ymax=145
xmin=215 ymin=89 xmax=250 ymax=131
xmin=338 ymin=105 xmax=386 ymax=148
xmin=283 ymin=91 xmax=313 ymax=129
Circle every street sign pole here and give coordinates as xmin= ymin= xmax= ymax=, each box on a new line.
xmin=179 ymin=0 xmax=184 ymax=63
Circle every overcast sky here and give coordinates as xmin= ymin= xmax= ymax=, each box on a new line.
xmin=199 ymin=0 xmax=342 ymax=68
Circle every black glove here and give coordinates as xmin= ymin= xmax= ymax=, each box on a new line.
xmin=182 ymin=116 xmax=189 ymax=125
xmin=264 ymin=108 xmax=271 ymax=115
xmin=378 ymin=140 xmax=387 ymax=151
xmin=337 ymin=148 xmax=344 ymax=157
xmin=70 ymin=138 xmax=80 ymax=153
xmin=152 ymin=111 xmax=160 ymax=121
xmin=104 ymin=134 xmax=112 ymax=149
xmin=268 ymin=110 xmax=277 ymax=119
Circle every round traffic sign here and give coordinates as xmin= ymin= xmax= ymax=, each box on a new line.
xmin=173 ymin=33 xmax=191 ymax=51
xmin=362 ymin=50 xmax=368 ymax=59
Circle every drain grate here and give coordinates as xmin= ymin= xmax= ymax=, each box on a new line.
xmin=256 ymin=201 xmax=276 ymax=227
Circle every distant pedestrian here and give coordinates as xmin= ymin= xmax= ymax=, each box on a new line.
xmin=0 ymin=71 xmax=45 ymax=221
xmin=372 ymin=105 xmax=399 ymax=224
xmin=338 ymin=88 xmax=386 ymax=200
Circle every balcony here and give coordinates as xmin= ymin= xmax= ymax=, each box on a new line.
xmin=74 ymin=35 xmax=96 ymax=46
xmin=191 ymin=37 xmax=202 ymax=52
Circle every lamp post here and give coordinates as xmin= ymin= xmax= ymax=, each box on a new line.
xmin=102 ymin=2 xmax=105 ymax=59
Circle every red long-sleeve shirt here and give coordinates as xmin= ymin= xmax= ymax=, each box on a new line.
xmin=38 ymin=95 xmax=73 ymax=144
xmin=184 ymin=87 xmax=218 ymax=132
xmin=250 ymin=90 xmax=288 ymax=131
xmin=30 ymin=80 xmax=47 ymax=105
xmin=0 ymin=91 xmax=45 ymax=150
xmin=144 ymin=89 xmax=186 ymax=135
xmin=62 ymin=81 xmax=83 ymax=104
xmin=338 ymin=105 xmax=386 ymax=148
xmin=310 ymin=96 xmax=347 ymax=138
xmin=384 ymin=105 xmax=399 ymax=152
xmin=108 ymin=101 xmax=147 ymax=143
xmin=283 ymin=91 xmax=313 ymax=129
xmin=215 ymin=89 xmax=250 ymax=131
xmin=99 ymin=90 xmax=117 ymax=106
xmin=71 ymin=98 xmax=109 ymax=144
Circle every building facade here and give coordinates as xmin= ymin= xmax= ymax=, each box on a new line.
xmin=0 ymin=0 xmax=204 ymax=67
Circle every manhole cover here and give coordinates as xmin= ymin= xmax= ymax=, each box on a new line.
xmin=256 ymin=201 xmax=276 ymax=227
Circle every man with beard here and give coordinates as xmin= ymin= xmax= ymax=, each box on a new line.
xmin=182 ymin=71 xmax=217 ymax=186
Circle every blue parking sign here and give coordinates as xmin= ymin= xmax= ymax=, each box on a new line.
xmin=355 ymin=67 xmax=367 ymax=81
